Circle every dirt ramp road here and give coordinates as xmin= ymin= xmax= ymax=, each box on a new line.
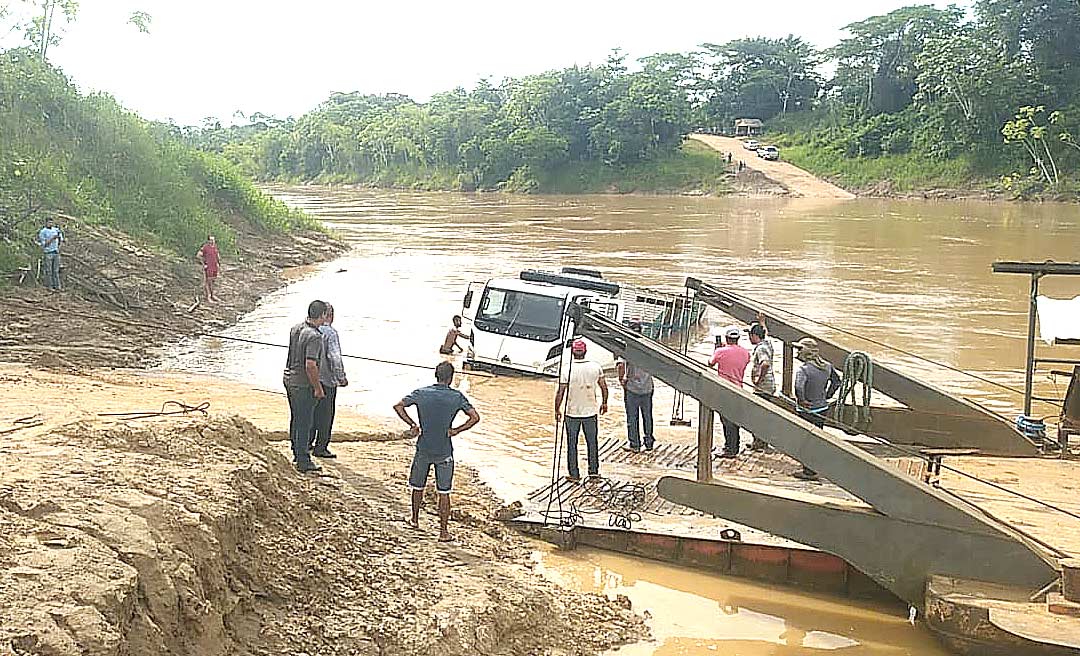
xmin=690 ymin=133 xmax=856 ymax=200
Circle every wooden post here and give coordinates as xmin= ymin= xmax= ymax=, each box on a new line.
xmin=697 ymin=402 xmax=714 ymax=482
xmin=782 ymin=342 xmax=794 ymax=397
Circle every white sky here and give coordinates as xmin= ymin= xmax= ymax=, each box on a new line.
xmin=21 ymin=0 xmax=958 ymax=126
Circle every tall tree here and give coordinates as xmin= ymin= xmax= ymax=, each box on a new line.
xmin=831 ymin=5 xmax=963 ymax=116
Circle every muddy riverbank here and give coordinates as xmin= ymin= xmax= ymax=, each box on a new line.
xmin=0 ymin=215 xmax=344 ymax=370
xmin=0 ymin=366 xmax=645 ymax=655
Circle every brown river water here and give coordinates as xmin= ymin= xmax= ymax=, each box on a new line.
xmin=164 ymin=188 xmax=1079 ymax=655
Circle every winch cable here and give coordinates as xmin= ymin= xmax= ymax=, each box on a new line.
xmin=5 ymin=300 xmax=494 ymax=377
xmin=670 ymin=287 xmax=694 ymax=425
xmin=541 ymin=314 xmax=578 ymax=527
xmin=538 ymin=317 xmax=650 ymax=531
xmin=98 ymin=400 xmax=210 ymax=420
xmin=719 ymin=289 xmax=1059 ymax=406
xmin=799 ymin=397 xmax=1080 ymax=528
xmin=836 ymin=352 xmax=874 ymax=424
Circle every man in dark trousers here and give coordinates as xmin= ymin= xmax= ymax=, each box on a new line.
xmin=555 ymin=340 xmax=608 ymax=482
xmin=283 ymin=300 xmax=328 ymax=473
xmin=793 ymin=337 xmax=841 ymax=481
xmin=394 ymin=362 xmax=480 ymax=542
xmin=709 ymin=326 xmax=750 ymax=457
xmin=310 ymin=303 xmax=347 ymax=458
xmin=617 ymin=322 xmax=655 ymax=453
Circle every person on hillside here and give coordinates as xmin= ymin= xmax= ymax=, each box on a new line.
xmin=36 ymin=216 xmax=64 ymax=291
xmin=310 ymin=303 xmax=347 ymax=459
xmin=617 ymin=322 xmax=655 ymax=453
xmin=555 ymin=340 xmax=609 ymax=482
xmin=283 ymin=300 xmax=328 ymax=473
xmin=196 ymin=235 xmax=221 ymax=303
xmin=747 ymin=322 xmax=775 ymax=451
xmin=709 ymin=326 xmax=751 ymax=457
xmin=439 ymin=315 xmax=468 ymax=355
xmin=792 ymin=337 xmax=841 ymax=481
xmin=394 ymin=361 xmax=480 ymax=542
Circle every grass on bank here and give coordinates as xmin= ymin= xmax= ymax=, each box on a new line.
xmin=773 ymin=141 xmax=981 ymax=193
xmin=0 ymin=48 xmax=317 ymax=277
xmin=538 ymin=139 xmax=732 ymax=195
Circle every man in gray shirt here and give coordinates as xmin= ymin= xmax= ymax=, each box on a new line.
xmin=310 ymin=303 xmax=347 ymax=459
xmin=284 ymin=300 xmax=328 ymax=473
xmin=617 ymin=322 xmax=655 ymax=452
xmin=792 ymin=337 xmax=841 ymax=480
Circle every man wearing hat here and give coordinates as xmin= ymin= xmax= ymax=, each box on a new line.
xmin=747 ymin=322 xmax=775 ymax=451
xmin=555 ymin=339 xmax=609 ymax=482
xmin=709 ymin=326 xmax=751 ymax=457
xmin=792 ymin=337 xmax=841 ymax=480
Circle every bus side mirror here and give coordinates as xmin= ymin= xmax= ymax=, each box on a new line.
xmin=463 ymin=290 xmax=474 ymax=309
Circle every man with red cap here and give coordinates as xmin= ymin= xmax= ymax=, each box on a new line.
xmin=555 ymin=339 xmax=609 ymax=482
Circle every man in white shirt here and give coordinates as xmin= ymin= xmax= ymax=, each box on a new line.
xmin=554 ymin=339 xmax=608 ymax=482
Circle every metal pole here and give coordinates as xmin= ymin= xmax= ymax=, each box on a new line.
xmin=1024 ymin=274 xmax=1040 ymax=416
xmin=782 ymin=342 xmax=795 ymax=397
xmin=697 ymin=403 xmax=714 ymax=482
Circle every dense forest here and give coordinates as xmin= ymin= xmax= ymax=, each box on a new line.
xmin=193 ymin=0 xmax=1080 ymax=196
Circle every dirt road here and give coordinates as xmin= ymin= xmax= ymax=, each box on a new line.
xmin=690 ymin=133 xmax=856 ymax=200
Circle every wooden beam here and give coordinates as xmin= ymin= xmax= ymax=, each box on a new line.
xmin=697 ymin=404 xmax=714 ymax=482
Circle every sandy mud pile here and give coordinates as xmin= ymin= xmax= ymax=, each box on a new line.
xmin=0 ymin=412 xmax=644 ymax=655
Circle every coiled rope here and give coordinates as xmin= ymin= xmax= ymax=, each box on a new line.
xmin=835 ymin=351 xmax=873 ymax=424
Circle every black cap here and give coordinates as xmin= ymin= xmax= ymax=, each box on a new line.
xmin=748 ymin=323 xmax=766 ymax=338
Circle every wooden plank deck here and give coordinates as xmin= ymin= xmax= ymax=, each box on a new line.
xmin=939 ymin=456 xmax=1080 ymax=558
xmin=515 ymin=436 xmax=929 ymax=547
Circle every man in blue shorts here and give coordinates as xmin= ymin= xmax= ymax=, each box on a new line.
xmin=393 ymin=361 xmax=480 ymax=541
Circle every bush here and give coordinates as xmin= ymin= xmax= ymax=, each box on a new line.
xmin=0 ymin=48 xmax=317 ymax=277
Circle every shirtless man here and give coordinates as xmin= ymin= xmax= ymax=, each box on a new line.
xmin=439 ymin=315 xmax=468 ymax=355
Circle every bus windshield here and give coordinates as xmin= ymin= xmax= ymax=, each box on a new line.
xmin=474 ymin=287 xmax=565 ymax=342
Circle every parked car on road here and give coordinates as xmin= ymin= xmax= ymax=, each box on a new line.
xmin=757 ymin=145 xmax=779 ymax=160
xmin=742 ymin=139 xmax=760 ymax=151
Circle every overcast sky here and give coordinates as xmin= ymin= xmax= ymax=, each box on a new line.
xmin=29 ymin=0 xmax=957 ymax=126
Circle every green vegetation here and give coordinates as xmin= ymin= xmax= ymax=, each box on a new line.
xmin=196 ymin=0 xmax=1080 ymax=199
xmin=538 ymin=140 xmax=731 ymax=195
xmin=190 ymin=53 xmax=708 ymax=193
xmin=0 ymin=49 xmax=314 ymax=277
xmin=697 ymin=1 xmax=1080 ymax=197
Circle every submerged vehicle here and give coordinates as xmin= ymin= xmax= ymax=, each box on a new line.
xmin=460 ymin=268 xmax=704 ymax=376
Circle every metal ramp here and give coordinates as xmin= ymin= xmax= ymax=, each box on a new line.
xmin=686 ymin=277 xmax=1039 ymax=455
xmin=567 ymin=301 xmax=1058 ymax=606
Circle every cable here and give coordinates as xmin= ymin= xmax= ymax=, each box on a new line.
xmin=810 ymin=402 xmax=1080 ymax=525
xmin=5 ymin=299 xmax=493 ymax=377
xmin=719 ymin=288 xmax=1058 ymax=405
xmin=98 ymin=400 xmax=210 ymax=420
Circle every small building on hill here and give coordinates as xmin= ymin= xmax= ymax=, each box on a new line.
xmin=733 ymin=118 xmax=764 ymax=137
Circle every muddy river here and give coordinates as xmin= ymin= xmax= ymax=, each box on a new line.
xmin=165 ymin=188 xmax=1079 ymax=655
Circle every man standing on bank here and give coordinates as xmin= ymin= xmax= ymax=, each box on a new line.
xmin=283 ymin=300 xmax=328 ymax=473
xmin=310 ymin=303 xmax=347 ymax=459
xmin=394 ymin=362 xmax=480 ymax=542
xmin=747 ymin=322 xmax=775 ymax=451
xmin=618 ymin=322 xmax=655 ymax=453
xmin=793 ymin=337 xmax=841 ymax=481
xmin=555 ymin=340 xmax=609 ymax=482
xmin=709 ymin=326 xmax=751 ymax=457
xmin=196 ymin=235 xmax=220 ymax=303
xmin=36 ymin=216 xmax=64 ymax=291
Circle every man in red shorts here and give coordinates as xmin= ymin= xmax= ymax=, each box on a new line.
xmin=196 ymin=235 xmax=221 ymax=303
